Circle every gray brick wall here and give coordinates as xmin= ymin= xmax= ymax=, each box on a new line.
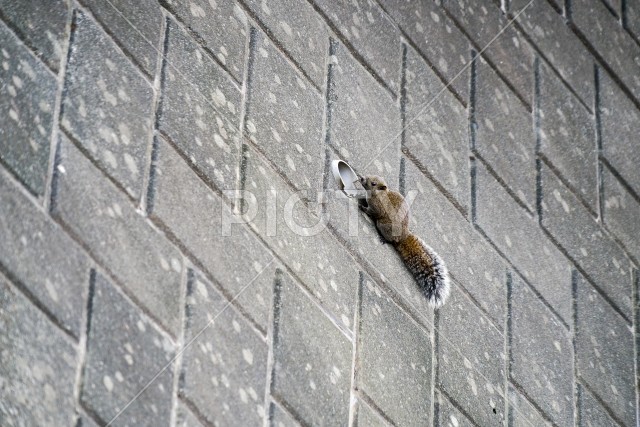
xmin=0 ymin=0 xmax=638 ymax=426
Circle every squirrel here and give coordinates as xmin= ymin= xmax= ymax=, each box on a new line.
xmin=359 ymin=175 xmax=450 ymax=308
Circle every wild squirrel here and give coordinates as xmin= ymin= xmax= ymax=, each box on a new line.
xmin=359 ymin=175 xmax=450 ymax=308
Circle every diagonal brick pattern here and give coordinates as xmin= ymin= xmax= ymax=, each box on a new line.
xmin=0 ymin=0 xmax=638 ymax=426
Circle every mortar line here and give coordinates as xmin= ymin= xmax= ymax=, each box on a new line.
xmin=145 ymin=214 xmax=268 ymax=338
xmin=43 ymin=4 xmax=74 ymax=212
xmin=634 ymin=269 xmax=640 ymax=426
xmin=565 ymin=0 xmax=572 ymax=20
xmin=269 ymin=392 xmax=312 ymax=427
xmin=0 ymin=261 xmax=77 ymax=343
xmin=351 ymin=246 xmax=539 ymax=427
xmin=431 ymin=300 xmax=439 ymax=425
xmin=354 ymin=390 xmax=399 ymax=427
xmin=236 ymin=26 xmax=258 ymax=214
xmin=0 ymin=10 xmax=59 ymax=77
xmin=534 ymin=56 xmax=544 ymax=222
xmin=264 ymin=268 xmax=283 ymax=427
xmin=75 ymin=0 xmax=155 ymax=81
xmin=58 ymin=126 xmax=138 ymax=204
xmin=436 ymin=388 xmax=483 ymax=427
xmin=75 ymin=270 xmax=101 ymax=424
xmin=235 ymin=0 xmax=322 ymax=94
xmin=104 ymin=258 xmax=275 ymax=426
xmin=538 ymin=154 xmax=599 ymax=218
xmin=178 ymin=395 xmax=217 ymax=427
xmin=505 ymin=19 xmax=593 ymax=114
xmin=71 ymin=268 xmax=95 ymax=419
xmin=566 ymin=19 xmax=640 ymax=111
xmin=347 ymin=272 xmax=364 ymax=427
xmin=157 ymin=1 xmax=242 ymax=86
xmin=571 ymin=269 xmax=580 ymax=427
xmin=304 ymin=0 xmax=397 ymax=99
xmin=474 ymin=152 xmax=535 ymax=216
xmin=393 ymin=28 xmax=467 ymax=107
xmin=539 ymin=223 xmax=632 ymax=325
xmin=509 ymin=379 xmax=560 ymax=426
xmin=48 ymin=190 xmax=181 ymax=342
xmin=319 ymin=37 xmax=336 ymax=220
xmin=594 ymin=64 xmax=606 ymax=223
xmin=85 ymin=0 xmax=252 ymax=148
xmin=140 ymin=14 xmax=168 ymax=216
xmin=402 ymin=149 xmax=469 ymax=217
xmin=472 ymin=222 xmax=571 ymax=331
xmin=360 ymin=0 xmax=536 ymax=172
xmin=168 ymin=255 xmax=190 ymax=427
xmin=439 ymin=4 xmax=532 ymax=111
xmin=505 ymin=269 xmax=513 ymax=425
xmin=399 ymin=42 xmax=408 ymax=162
xmin=578 ymin=379 xmax=629 ymax=427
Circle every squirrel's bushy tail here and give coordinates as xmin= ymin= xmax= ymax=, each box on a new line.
xmin=394 ymin=234 xmax=450 ymax=308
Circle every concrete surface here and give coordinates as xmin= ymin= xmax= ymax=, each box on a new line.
xmin=0 ymin=0 xmax=638 ymax=426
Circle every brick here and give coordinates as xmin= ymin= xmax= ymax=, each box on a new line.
xmin=272 ymin=272 xmax=352 ymax=425
xmin=541 ymin=162 xmax=633 ymax=318
xmin=0 ymin=170 xmax=90 ymax=337
xmin=328 ymin=40 xmax=401 ymax=184
xmin=313 ymin=0 xmax=401 ymax=92
xmin=160 ymin=0 xmax=248 ymax=81
xmin=151 ymin=137 xmax=275 ymax=331
xmin=358 ymin=276 xmax=432 ymax=426
xmin=511 ymin=0 xmax=562 ymax=12
xmin=78 ymin=413 xmax=101 ymax=427
xmin=61 ymin=11 xmax=154 ymax=199
xmin=81 ymin=273 xmax=175 ymax=426
xmin=244 ymin=147 xmax=360 ymax=330
xmin=53 ymin=137 xmax=184 ymax=335
xmin=539 ymin=61 xmax=597 ymax=211
xmin=378 ymin=0 xmax=470 ymax=101
xmin=242 ymin=0 xmax=329 ymax=88
xmin=0 ymin=0 xmax=69 ymax=71
xmin=82 ymin=0 xmax=163 ymax=76
xmin=159 ymin=19 xmax=242 ymax=192
xmin=443 ymin=0 xmax=534 ymax=105
xmin=245 ymin=30 xmax=325 ymax=192
xmin=175 ymin=402 xmax=206 ymax=427
xmin=572 ymin=0 xmax=640 ymax=102
xmin=405 ymin=159 xmax=509 ymax=327
xmin=575 ymin=273 xmax=636 ymax=427
xmin=599 ymin=70 xmax=640 ymax=196
xmin=404 ymin=44 xmax=470 ymax=212
xmin=323 ymin=151 xmax=434 ymax=326
xmin=628 ymin=1 xmax=640 ymax=41
xmin=475 ymin=161 xmax=572 ymax=324
xmin=436 ymin=391 xmax=474 ymax=427
xmin=475 ymin=56 xmax=535 ymax=210
xmin=181 ymin=271 xmax=268 ymax=426
xmin=602 ymin=167 xmax=640 ymax=262
xmin=0 ymin=22 xmax=56 ymax=195
xmin=577 ymin=383 xmax=620 ymax=427
xmin=0 ymin=278 xmax=77 ymax=427
xmin=508 ymin=385 xmax=553 ymax=427
xmin=437 ymin=282 xmax=506 ymax=426
xmin=510 ymin=274 xmax=574 ymax=426
xmin=514 ymin=0 xmax=594 ymax=106
xmin=270 ymin=402 xmax=300 ymax=427
xmin=355 ymin=399 xmax=390 ymax=427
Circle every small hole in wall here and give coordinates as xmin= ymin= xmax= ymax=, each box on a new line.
xmin=493 ymin=408 xmax=497 ymax=414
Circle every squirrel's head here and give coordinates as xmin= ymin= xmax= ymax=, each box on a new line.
xmin=360 ymin=175 xmax=388 ymax=193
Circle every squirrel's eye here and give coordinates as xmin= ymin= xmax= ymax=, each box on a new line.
xmin=372 ymin=182 xmax=377 ymax=186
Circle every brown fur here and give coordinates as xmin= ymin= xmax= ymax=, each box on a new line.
xmin=360 ymin=175 xmax=450 ymax=308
